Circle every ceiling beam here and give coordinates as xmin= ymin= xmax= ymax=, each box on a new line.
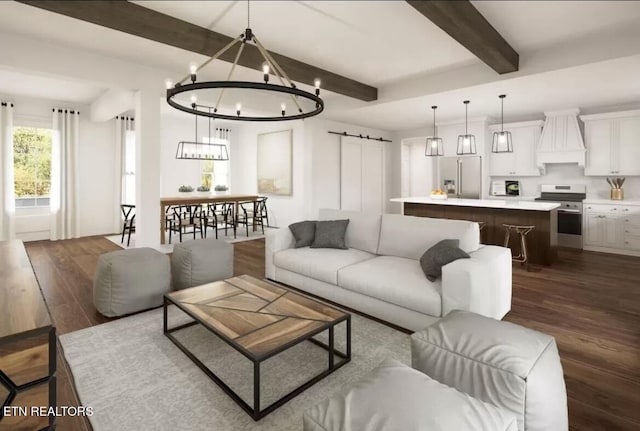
xmin=17 ymin=0 xmax=378 ymax=101
xmin=406 ymin=0 xmax=519 ymax=74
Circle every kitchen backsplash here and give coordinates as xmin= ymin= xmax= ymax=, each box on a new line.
xmin=491 ymin=164 xmax=640 ymax=199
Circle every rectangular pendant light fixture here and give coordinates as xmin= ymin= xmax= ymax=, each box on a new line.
xmin=457 ymin=100 xmax=477 ymax=155
xmin=492 ymin=94 xmax=513 ymax=153
xmin=425 ymin=105 xmax=444 ymax=156
xmin=176 ymin=141 xmax=229 ymax=160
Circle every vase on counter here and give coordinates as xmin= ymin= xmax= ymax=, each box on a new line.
xmin=607 ymin=177 xmax=625 ymax=200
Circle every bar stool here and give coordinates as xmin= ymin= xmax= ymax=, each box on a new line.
xmin=503 ymin=224 xmax=535 ymax=266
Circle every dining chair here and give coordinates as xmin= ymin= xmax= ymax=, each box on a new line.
xmin=169 ymin=204 xmax=204 ymax=242
xmin=202 ymin=203 xmax=219 ymax=239
xmin=256 ymin=196 xmax=269 ymax=227
xmin=120 ymin=204 xmax=136 ymax=247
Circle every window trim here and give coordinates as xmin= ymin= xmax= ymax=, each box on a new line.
xmin=12 ymin=125 xmax=54 ymax=209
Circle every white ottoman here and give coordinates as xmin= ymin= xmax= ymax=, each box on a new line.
xmin=93 ymin=248 xmax=171 ymax=317
xmin=411 ymin=310 xmax=568 ymax=431
xmin=171 ymin=238 xmax=233 ymax=290
xmin=303 ymin=359 xmax=517 ymax=431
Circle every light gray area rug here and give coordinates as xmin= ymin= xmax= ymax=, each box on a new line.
xmin=60 ymin=305 xmax=411 ymax=431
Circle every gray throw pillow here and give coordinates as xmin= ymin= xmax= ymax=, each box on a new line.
xmin=420 ymin=239 xmax=470 ymax=282
xmin=311 ymin=219 xmax=350 ymax=249
xmin=288 ymin=221 xmax=316 ymax=248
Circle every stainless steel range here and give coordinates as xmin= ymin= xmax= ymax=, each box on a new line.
xmin=535 ymin=185 xmax=586 ymax=249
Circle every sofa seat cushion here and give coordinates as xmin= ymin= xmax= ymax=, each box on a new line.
xmin=337 ymin=256 xmax=442 ymax=317
xmin=274 ymin=247 xmax=376 ymax=285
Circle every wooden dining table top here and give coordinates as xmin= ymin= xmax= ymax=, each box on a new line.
xmin=160 ymin=193 xmax=259 ymax=205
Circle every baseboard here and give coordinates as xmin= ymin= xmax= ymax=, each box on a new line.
xmin=583 ymin=245 xmax=640 ymax=257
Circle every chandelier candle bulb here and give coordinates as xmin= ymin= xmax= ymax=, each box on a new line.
xmin=263 ymin=64 xmax=270 ymax=83
xmin=236 ymin=103 xmax=242 ymax=116
xmin=281 ymin=103 xmax=286 ymax=116
xmin=165 ymin=79 xmax=173 ymax=89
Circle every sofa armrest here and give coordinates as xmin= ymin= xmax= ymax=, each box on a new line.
xmin=441 ymin=245 xmax=512 ymax=320
xmin=265 ymin=228 xmax=295 ymax=279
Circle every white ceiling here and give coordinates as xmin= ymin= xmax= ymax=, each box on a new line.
xmin=472 ymin=1 xmax=640 ymax=52
xmin=133 ymin=0 xmax=479 ymax=86
xmin=331 ymin=55 xmax=640 ymax=131
xmin=0 ymin=1 xmax=639 ymax=130
xmin=0 ymin=67 xmax=106 ymax=104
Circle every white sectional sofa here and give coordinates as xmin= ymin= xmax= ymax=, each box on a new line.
xmin=265 ymin=209 xmax=512 ymax=331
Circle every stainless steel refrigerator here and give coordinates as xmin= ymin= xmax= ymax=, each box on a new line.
xmin=439 ymin=156 xmax=482 ymax=199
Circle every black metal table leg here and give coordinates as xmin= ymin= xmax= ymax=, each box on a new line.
xmin=346 ymin=316 xmax=352 ymax=359
xmin=328 ymin=326 xmax=335 ymax=369
xmin=253 ymin=361 xmax=260 ymax=419
xmin=163 ymin=297 xmax=168 ymax=334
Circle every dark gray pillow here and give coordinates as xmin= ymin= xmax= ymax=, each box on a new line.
xmin=311 ymin=219 xmax=350 ymax=249
xmin=420 ymin=239 xmax=470 ymax=282
xmin=288 ymin=221 xmax=316 ymax=248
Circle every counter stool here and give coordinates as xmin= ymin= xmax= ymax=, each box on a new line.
xmin=503 ymin=224 xmax=535 ymax=266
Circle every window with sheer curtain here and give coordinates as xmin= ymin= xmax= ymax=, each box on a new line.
xmin=122 ymin=130 xmax=135 ymax=204
xmin=201 ymin=135 xmax=230 ymax=190
xmin=13 ymin=126 xmax=53 ymax=208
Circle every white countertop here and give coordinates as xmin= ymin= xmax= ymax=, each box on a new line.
xmin=583 ymin=199 xmax=640 ymax=206
xmin=390 ymin=197 xmax=561 ymax=211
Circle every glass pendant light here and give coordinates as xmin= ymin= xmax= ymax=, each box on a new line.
xmin=425 ymin=106 xmax=444 ymax=156
xmin=492 ymin=94 xmax=513 ymax=153
xmin=457 ymin=100 xmax=476 ymax=155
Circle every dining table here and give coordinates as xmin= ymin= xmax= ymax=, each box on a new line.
xmin=160 ymin=193 xmax=259 ymax=244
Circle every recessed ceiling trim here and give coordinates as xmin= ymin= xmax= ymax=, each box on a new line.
xmin=17 ymin=0 xmax=378 ymax=101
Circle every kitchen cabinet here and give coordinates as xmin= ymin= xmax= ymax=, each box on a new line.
xmin=583 ymin=201 xmax=640 ymax=256
xmin=581 ymin=110 xmax=640 ymax=176
xmin=488 ymin=120 xmax=543 ymax=177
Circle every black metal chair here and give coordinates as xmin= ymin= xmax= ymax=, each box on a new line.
xmin=202 ymin=203 xmax=219 ymax=239
xmin=217 ymin=202 xmax=236 ymax=238
xmin=169 ymin=204 xmax=204 ymax=242
xmin=236 ymin=199 xmax=267 ymax=237
xmin=120 ymin=204 xmax=135 ymax=247
xmin=256 ymin=196 xmax=269 ymax=227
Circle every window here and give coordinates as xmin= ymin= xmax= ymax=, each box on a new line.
xmin=201 ymin=136 xmax=230 ymax=190
xmin=13 ymin=127 xmax=53 ymax=207
xmin=122 ymin=130 xmax=136 ymax=204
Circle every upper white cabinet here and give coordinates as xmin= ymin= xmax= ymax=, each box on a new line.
xmin=581 ymin=110 xmax=640 ymax=176
xmin=488 ymin=120 xmax=543 ymax=177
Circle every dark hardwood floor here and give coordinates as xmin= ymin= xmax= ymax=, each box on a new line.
xmin=24 ymin=237 xmax=639 ymax=431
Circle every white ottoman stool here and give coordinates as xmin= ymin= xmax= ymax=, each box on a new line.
xmin=171 ymin=238 xmax=233 ymax=290
xmin=411 ymin=310 xmax=568 ymax=431
xmin=303 ymin=359 xmax=517 ymax=431
xmin=93 ymin=248 xmax=171 ymax=317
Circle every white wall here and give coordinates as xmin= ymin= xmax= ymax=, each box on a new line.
xmin=232 ymin=120 xmax=308 ymax=228
xmin=3 ymin=93 xmax=116 ymax=241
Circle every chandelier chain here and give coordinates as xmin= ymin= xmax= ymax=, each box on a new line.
xmin=247 ymin=0 xmax=250 ymax=29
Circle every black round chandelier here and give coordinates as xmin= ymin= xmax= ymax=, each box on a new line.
xmin=165 ymin=1 xmax=324 ymax=122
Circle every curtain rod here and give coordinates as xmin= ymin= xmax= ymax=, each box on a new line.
xmin=328 ymin=130 xmax=392 ymax=143
xmin=1 ymin=102 xmax=14 ymax=107
xmin=116 ymin=116 xmax=134 ymax=121
xmin=52 ymin=108 xmax=80 ymax=114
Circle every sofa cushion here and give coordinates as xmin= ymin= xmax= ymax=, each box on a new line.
xmin=420 ymin=239 xmax=470 ymax=281
xmin=377 ymin=214 xmax=480 ymax=259
xmin=319 ymin=209 xmax=381 ymax=254
xmin=311 ymin=219 xmax=349 ymax=249
xmin=274 ymin=247 xmax=376 ymax=285
xmin=289 ymin=221 xmax=316 ymax=248
xmin=338 ymin=255 xmax=442 ymax=317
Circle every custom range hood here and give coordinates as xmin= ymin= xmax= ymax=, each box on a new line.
xmin=536 ymin=109 xmax=586 ymax=171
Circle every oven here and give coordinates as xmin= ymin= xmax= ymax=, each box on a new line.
xmin=535 ymin=185 xmax=586 ymax=249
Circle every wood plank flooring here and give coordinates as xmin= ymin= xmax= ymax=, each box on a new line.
xmin=23 ymin=237 xmax=639 ymax=430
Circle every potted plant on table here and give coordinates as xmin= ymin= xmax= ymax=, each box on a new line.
xmin=178 ymin=185 xmax=195 ymax=195
xmin=214 ymin=185 xmax=229 ymax=193
xmin=197 ymin=185 xmax=211 ymax=195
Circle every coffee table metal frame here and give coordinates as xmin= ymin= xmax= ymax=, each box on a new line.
xmin=163 ymin=291 xmax=351 ymax=421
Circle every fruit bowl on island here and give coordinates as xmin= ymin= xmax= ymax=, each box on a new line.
xmin=430 ymin=189 xmax=448 ymax=200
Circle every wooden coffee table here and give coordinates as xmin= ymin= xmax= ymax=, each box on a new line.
xmin=163 ymin=275 xmax=351 ymax=420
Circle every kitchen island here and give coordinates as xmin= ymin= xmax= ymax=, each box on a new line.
xmin=390 ymin=197 xmax=560 ymax=265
